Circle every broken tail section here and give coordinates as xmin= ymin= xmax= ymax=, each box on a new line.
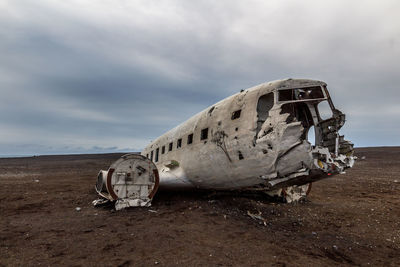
xmin=93 ymin=154 xmax=159 ymax=210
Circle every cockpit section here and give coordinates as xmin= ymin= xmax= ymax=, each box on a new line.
xmin=253 ymin=83 xmax=355 ymax=196
xmin=276 ymin=85 xmax=352 ymax=155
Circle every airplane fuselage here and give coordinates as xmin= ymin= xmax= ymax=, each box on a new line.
xmin=141 ymin=79 xmax=354 ymax=193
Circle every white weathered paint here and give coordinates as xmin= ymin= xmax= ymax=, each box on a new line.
xmin=141 ymin=78 xmax=355 ymax=202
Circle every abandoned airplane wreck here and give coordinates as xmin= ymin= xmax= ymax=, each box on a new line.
xmin=95 ymin=78 xmax=355 ymax=210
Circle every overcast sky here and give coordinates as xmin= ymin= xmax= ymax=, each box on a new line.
xmin=1 ymin=0 xmax=399 ymax=156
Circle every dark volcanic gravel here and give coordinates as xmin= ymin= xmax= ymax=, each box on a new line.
xmin=1 ymin=148 xmax=399 ymax=266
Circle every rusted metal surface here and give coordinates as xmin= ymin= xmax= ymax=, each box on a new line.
xmin=94 ymin=154 xmax=159 ymax=210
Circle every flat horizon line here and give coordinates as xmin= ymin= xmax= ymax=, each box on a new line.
xmin=0 ymin=146 xmax=399 ymax=159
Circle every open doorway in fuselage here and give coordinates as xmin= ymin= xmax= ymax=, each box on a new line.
xmin=255 ymin=92 xmax=274 ymax=136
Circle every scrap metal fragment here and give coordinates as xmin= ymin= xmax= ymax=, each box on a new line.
xmin=93 ymin=154 xmax=159 ymax=210
xmin=247 ymin=210 xmax=268 ymax=226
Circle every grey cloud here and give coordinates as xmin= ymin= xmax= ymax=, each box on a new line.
xmin=1 ymin=0 xmax=400 ymax=156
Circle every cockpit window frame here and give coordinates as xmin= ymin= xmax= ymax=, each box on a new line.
xmin=276 ymin=85 xmax=327 ymax=104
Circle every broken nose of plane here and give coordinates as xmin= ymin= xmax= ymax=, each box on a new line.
xmin=312 ymin=145 xmax=355 ymax=176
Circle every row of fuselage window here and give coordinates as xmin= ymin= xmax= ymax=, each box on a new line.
xmin=145 ymin=108 xmax=242 ymax=163
xmin=146 ymin=127 xmax=209 ymax=163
